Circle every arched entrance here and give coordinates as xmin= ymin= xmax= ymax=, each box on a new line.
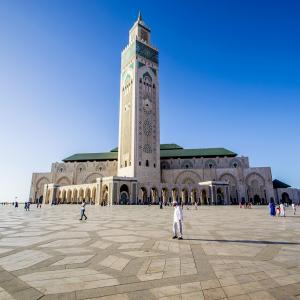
xmin=151 ymin=187 xmax=159 ymax=204
xmin=253 ymin=194 xmax=261 ymax=205
xmin=201 ymin=190 xmax=207 ymax=205
xmin=216 ymin=188 xmax=224 ymax=205
xmin=102 ymin=185 xmax=109 ymax=206
xmin=91 ymin=187 xmax=96 ymax=205
xmin=45 ymin=190 xmax=50 ymax=204
xmin=172 ymin=188 xmax=179 ymax=203
xmin=282 ymin=192 xmax=291 ymax=204
xmin=73 ymin=189 xmax=78 ymax=204
xmin=181 ymin=188 xmax=188 ymax=205
xmin=61 ymin=190 xmax=66 ymax=204
xmin=79 ymin=189 xmax=84 ymax=203
xmin=191 ymin=189 xmax=198 ymax=205
xmin=162 ymin=188 xmax=169 ymax=205
xmin=120 ymin=184 xmax=130 ymax=205
xmin=85 ymin=188 xmax=91 ymax=203
xmin=67 ymin=190 xmax=72 ymax=204
xmin=139 ymin=187 xmax=148 ymax=204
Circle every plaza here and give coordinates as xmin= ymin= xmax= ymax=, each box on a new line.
xmin=0 ymin=205 xmax=300 ymax=299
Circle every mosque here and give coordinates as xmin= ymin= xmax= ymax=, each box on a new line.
xmin=29 ymin=14 xmax=300 ymax=206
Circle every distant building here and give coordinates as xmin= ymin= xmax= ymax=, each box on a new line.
xmin=30 ymin=14 xmax=300 ymax=206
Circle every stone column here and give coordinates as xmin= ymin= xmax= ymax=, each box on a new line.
xmin=210 ymin=185 xmax=215 ymax=205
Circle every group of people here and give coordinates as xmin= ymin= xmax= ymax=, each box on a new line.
xmin=269 ymin=201 xmax=297 ymax=217
xmin=239 ymin=201 xmax=252 ymax=209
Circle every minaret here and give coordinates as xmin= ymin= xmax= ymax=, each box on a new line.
xmin=117 ymin=13 xmax=160 ymax=184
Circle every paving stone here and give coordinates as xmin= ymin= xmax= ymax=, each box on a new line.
xmin=0 ymin=206 xmax=299 ymax=299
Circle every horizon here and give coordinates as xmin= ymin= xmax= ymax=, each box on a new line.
xmin=0 ymin=0 xmax=299 ymax=201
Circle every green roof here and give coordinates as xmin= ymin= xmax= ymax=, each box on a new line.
xmin=63 ymin=145 xmax=236 ymax=162
xmin=160 ymin=144 xmax=183 ymax=150
xmin=273 ymin=179 xmax=291 ymax=189
xmin=63 ymin=152 xmax=118 ymax=162
xmin=160 ymin=148 xmax=236 ymax=159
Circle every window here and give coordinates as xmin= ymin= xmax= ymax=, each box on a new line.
xmin=209 ymin=163 xmax=213 ymax=169
xmin=146 ymin=160 xmax=149 ymax=167
xmin=60 ymin=168 xmax=63 ymax=173
xmin=154 ymin=163 xmax=156 ymax=168
xmin=233 ymin=163 xmax=237 ymax=168
xmin=139 ymin=161 xmax=141 ymax=166
xmin=125 ymin=161 xmax=127 ymax=167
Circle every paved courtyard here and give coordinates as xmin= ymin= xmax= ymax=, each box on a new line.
xmin=0 ymin=205 xmax=300 ymax=300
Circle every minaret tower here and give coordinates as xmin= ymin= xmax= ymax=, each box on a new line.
xmin=117 ymin=13 xmax=160 ymax=184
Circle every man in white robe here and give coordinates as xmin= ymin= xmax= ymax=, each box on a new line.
xmin=173 ymin=201 xmax=183 ymax=240
xmin=280 ymin=203 xmax=285 ymax=217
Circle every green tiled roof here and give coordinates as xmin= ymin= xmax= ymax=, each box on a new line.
xmin=160 ymin=144 xmax=183 ymax=150
xmin=273 ymin=179 xmax=291 ymax=189
xmin=63 ymin=152 xmax=118 ymax=162
xmin=160 ymin=148 xmax=236 ymax=159
xmin=63 ymin=145 xmax=236 ymax=162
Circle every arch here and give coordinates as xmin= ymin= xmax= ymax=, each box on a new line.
xmin=102 ymin=185 xmax=109 ymax=206
xmin=246 ymin=172 xmax=265 ymax=202
xmin=219 ymin=173 xmax=238 ymax=204
xmin=79 ymin=188 xmax=84 ymax=203
xmin=84 ymin=173 xmax=102 ymax=184
xmin=230 ymin=159 xmax=241 ymax=168
xmin=139 ymin=187 xmax=148 ymax=204
xmin=245 ymin=172 xmax=265 ymax=186
xmin=56 ymin=164 xmax=66 ymax=173
xmin=201 ymin=189 xmax=208 ymax=205
xmin=45 ymin=190 xmax=51 ymax=204
xmin=161 ymin=187 xmax=169 ymax=205
xmin=73 ymin=189 xmax=78 ymax=204
xmin=85 ymin=187 xmax=91 ymax=203
xmin=181 ymin=188 xmax=189 ymax=205
xmin=161 ymin=161 xmax=170 ymax=170
xmin=119 ymin=184 xmax=129 ymax=205
xmin=205 ymin=159 xmax=217 ymax=169
xmin=253 ymin=194 xmax=261 ymax=205
xmin=281 ymin=192 xmax=291 ymax=204
xmin=56 ymin=176 xmax=71 ymax=186
xmin=35 ymin=177 xmax=50 ymax=202
xmin=150 ymin=187 xmax=159 ymax=204
xmin=76 ymin=163 xmax=87 ymax=173
xmin=66 ymin=189 xmax=72 ymax=204
xmin=175 ymin=171 xmax=201 ymax=184
xmin=216 ymin=188 xmax=224 ymax=205
xmin=95 ymin=163 xmax=105 ymax=172
xmin=172 ymin=187 xmax=179 ymax=202
xmin=191 ymin=188 xmax=198 ymax=204
xmin=61 ymin=190 xmax=66 ymax=204
xmin=56 ymin=190 xmax=61 ymax=203
xmin=181 ymin=160 xmax=193 ymax=169
xmin=91 ymin=187 xmax=96 ymax=205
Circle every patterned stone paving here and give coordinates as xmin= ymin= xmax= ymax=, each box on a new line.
xmin=0 ymin=205 xmax=300 ymax=299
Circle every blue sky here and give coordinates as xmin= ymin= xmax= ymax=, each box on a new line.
xmin=0 ymin=0 xmax=299 ymax=201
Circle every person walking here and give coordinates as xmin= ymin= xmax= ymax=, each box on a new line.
xmin=79 ymin=199 xmax=87 ymax=221
xmin=292 ymin=203 xmax=296 ymax=215
xmin=172 ymin=201 xmax=183 ymax=240
xmin=280 ymin=203 xmax=285 ymax=217
xmin=269 ymin=200 xmax=276 ymax=217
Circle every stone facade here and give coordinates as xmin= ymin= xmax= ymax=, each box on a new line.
xmin=29 ymin=14 xmax=300 ymax=206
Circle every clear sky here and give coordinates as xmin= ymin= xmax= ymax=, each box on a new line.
xmin=0 ymin=0 xmax=299 ymax=202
